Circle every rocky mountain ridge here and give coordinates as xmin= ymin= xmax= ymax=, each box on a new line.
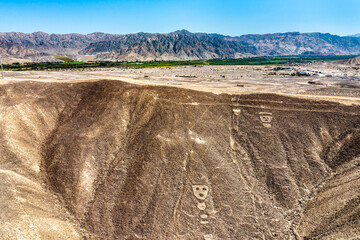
xmin=349 ymin=34 xmax=360 ymax=37
xmin=1 ymin=30 xmax=360 ymax=62
xmin=79 ymin=30 xmax=257 ymax=61
xmin=0 ymin=32 xmax=118 ymax=62
xmin=232 ymin=32 xmax=360 ymax=56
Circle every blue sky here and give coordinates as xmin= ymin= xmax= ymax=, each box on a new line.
xmin=1 ymin=0 xmax=360 ymax=36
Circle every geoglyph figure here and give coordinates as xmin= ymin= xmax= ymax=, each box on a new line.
xmin=192 ymin=185 xmax=209 ymax=200
xmin=232 ymin=108 xmax=241 ymax=116
xmin=192 ymin=185 xmax=213 ymax=237
xmin=259 ymin=112 xmax=273 ymax=127
xmin=197 ymin=202 xmax=207 ymax=210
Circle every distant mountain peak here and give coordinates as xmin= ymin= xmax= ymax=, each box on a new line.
xmin=171 ymin=29 xmax=192 ymax=34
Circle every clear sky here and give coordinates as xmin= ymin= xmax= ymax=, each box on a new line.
xmin=1 ymin=0 xmax=360 ymax=36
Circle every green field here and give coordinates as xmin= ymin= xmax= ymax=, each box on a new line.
xmin=52 ymin=55 xmax=75 ymax=62
xmin=3 ymin=55 xmax=357 ymax=71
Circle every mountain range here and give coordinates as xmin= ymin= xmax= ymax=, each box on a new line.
xmin=349 ymin=33 xmax=360 ymax=38
xmin=1 ymin=30 xmax=360 ymax=62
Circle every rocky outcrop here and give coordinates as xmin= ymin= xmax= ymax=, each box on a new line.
xmin=1 ymin=80 xmax=360 ymax=239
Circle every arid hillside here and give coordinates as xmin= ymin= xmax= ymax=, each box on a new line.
xmin=1 ymin=80 xmax=360 ymax=239
xmin=341 ymin=56 xmax=360 ymax=66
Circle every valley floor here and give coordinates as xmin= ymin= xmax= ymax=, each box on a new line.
xmin=2 ymin=62 xmax=360 ymax=101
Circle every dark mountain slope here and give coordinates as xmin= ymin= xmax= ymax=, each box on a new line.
xmin=0 ymin=32 xmax=118 ymax=60
xmin=81 ymin=31 xmax=360 ymax=60
xmin=80 ymin=30 xmax=256 ymax=61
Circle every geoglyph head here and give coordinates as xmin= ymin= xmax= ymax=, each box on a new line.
xmin=192 ymin=185 xmax=209 ymax=200
xmin=259 ymin=112 xmax=273 ymax=123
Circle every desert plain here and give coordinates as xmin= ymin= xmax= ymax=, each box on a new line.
xmin=1 ymin=60 xmax=360 ymax=239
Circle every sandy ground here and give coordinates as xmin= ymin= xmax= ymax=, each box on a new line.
xmin=2 ymin=63 xmax=360 ymax=239
xmin=2 ymin=63 xmax=360 ymax=104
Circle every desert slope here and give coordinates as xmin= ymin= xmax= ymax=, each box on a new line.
xmin=341 ymin=56 xmax=360 ymax=66
xmin=1 ymin=80 xmax=360 ymax=239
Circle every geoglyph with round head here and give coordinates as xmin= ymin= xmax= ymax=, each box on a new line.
xmin=192 ymin=185 xmax=209 ymax=200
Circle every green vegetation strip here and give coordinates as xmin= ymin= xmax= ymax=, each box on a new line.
xmin=3 ymin=55 xmax=356 ymax=71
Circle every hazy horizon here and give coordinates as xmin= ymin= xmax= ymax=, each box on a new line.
xmin=0 ymin=29 xmax=359 ymax=38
